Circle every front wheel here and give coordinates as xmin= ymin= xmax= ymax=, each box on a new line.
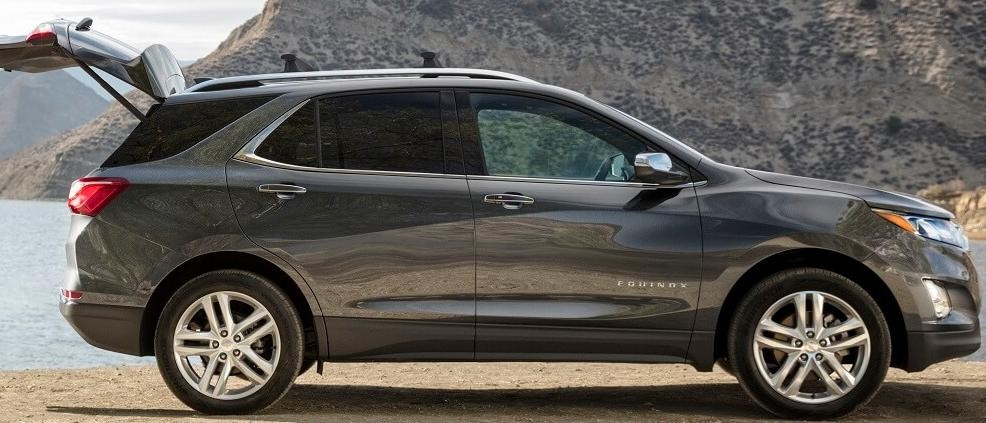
xmin=155 ymin=270 xmax=304 ymax=414
xmin=728 ymin=268 xmax=891 ymax=419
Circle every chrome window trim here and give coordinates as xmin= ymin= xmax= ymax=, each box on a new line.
xmin=466 ymin=174 xmax=706 ymax=189
xmin=235 ymin=154 xmax=464 ymax=179
xmin=234 ymin=99 xmax=312 ymax=162
xmin=235 ymin=98 xmax=462 ymax=180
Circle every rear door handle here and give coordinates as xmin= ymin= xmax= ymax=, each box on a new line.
xmin=483 ymin=193 xmax=535 ymax=210
xmin=258 ymin=183 xmax=307 ymax=200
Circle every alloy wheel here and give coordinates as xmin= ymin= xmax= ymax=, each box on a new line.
xmin=172 ymin=291 xmax=281 ymax=400
xmin=752 ymin=291 xmax=871 ymax=404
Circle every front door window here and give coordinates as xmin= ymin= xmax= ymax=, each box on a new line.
xmin=471 ymin=93 xmax=648 ymax=181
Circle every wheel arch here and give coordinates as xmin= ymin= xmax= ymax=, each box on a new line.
xmin=139 ymin=250 xmax=324 ymax=359
xmin=712 ymin=248 xmax=908 ymax=369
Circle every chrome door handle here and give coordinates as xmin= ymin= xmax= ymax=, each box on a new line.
xmin=258 ymin=183 xmax=307 ymax=200
xmin=484 ymin=193 xmax=535 ymax=210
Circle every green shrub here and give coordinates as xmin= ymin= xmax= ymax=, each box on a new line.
xmin=536 ymin=11 xmax=566 ymax=34
xmin=885 ymin=116 xmax=903 ymax=135
xmin=520 ymin=0 xmax=553 ymax=16
xmin=858 ymin=0 xmax=878 ymax=11
xmin=417 ymin=0 xmax=454 ymax=19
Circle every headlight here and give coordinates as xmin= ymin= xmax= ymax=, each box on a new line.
xmin=873 ymin=209 xmax=969 ymax=250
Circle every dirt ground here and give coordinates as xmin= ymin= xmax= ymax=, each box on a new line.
xmin=0 ymin=360 xmax=983 ymax=422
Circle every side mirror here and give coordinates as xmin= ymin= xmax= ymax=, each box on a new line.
xmin=634 ymin=152 xmax=690 ymax=185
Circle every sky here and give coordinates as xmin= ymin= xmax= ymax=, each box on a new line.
xmin=0 ymin=0 xmax=267 ymax=61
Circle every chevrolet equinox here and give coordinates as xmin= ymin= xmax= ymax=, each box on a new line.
xmin=1 ymin=19 xmax=979 ymax=419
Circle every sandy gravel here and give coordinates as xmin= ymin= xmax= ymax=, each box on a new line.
xmin=0 ymin=361 xmax=984 ymax=422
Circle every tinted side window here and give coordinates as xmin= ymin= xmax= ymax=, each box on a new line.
xmin=320 ymin=92 xmax=444 ymax=173
xmin=254 ymin=102 xmax=317 ymax=167
xmin=102 ymin=96 xmax=272 ymax=168
xmin=471 ymin=94 xmax=647 ymax=181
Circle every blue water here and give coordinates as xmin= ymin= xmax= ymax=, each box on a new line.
xmin=0 ymin=199 xmax=153 ymax=369
xmin=0 ymin=199 xmax=982 ymax=369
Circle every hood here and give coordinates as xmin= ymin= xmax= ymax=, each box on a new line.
xmin=746 ymin=169 xmax=954 ymax=219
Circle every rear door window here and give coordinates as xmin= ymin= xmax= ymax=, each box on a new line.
xmin=252 ymin=91 xmax=446 ymax=174
xmin=103 ymin=96 xmax=272 ymax=167
xmin=319 ymin=92 xmax=445 ymax=173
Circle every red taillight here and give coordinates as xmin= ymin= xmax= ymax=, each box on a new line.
xmin=67 ymin=177 xmax=128 ymax=216
xmin=25 ymin=23 xmax=56 ymax=45
xmin=60 ymin=289 xmax=83 ymax=301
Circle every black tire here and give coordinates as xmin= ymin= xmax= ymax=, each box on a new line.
xmin=155 ymin=270 xmax=304 ymax=414
xmin=716 ymin=358 xmax=735 ymax=376
xmin=727 ymin=268 xmax=891 ymax=420
xmin=299 ymin=358 xmax=316 ymax=375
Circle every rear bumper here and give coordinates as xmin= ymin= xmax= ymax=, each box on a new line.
xmin=904 ymin=322 xmax=981 ymax=372
xmin=59 ymin=301 xmax=144 ymax=356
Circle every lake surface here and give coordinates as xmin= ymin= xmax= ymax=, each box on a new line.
xmin=0 ymin=199 xmax=983 ymax=369
xmin=0 ymin=199 xmax=153 ymax=369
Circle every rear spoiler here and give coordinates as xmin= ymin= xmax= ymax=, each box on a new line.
xmin=0 ymin=18 xmax=186 ymax=121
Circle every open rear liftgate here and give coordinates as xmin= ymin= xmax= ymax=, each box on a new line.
xmin=0 ymin=17 xmax=186 ymax=120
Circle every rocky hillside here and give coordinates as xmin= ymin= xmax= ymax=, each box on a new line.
xmin=0 ymin=71 xmax=108 ymax=160
xmin=0 ymin=0 xmax=984 ymax=199
xmin=918 ymin=180 xmax=986 ymax=239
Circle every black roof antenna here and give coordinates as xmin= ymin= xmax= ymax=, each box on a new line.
xmin=281 ymin=54 xmax=319 ymax=73
xmin=419 ymin=51 xmax=443 ymax=68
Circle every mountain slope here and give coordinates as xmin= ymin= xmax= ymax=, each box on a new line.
xmin=0 ymin=71 xmax=109 ymax=160
xmin=919 ymin=180 xmax=986 ymax=238
xmin=0 ymin=0 xmax=983 ymax=199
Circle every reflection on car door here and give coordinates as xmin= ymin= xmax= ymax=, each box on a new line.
xmin=457 ymin=91 xmax=703 ymax=362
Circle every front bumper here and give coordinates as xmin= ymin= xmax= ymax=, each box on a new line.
xmin=59 ymin=301 xmax=144 ymax=356
xmin=861 ymin=218 xmax=981 ymax=371
xmin=905 ymin=323 xmax=981 ymax=371
xmin=901 ymin=279 xmax=982 ymax=371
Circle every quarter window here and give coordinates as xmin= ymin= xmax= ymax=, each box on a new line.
xmin=254 ymin=102 xmax=318 ymax=167
xmin=471 ymin=93 xmax=647 ymax=181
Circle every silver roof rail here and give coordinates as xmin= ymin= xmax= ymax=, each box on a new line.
xmin=186 ymin=67 xmax=537 ymax=92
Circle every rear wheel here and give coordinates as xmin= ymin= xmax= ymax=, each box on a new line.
xmin=155 ymin=270 xmax=304 ymax=414
xmin=728 ymin=268 xmax=891 ymax=419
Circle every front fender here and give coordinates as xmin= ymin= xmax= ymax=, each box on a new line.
xmin=690 ymin=175 xmax=895 ymax=331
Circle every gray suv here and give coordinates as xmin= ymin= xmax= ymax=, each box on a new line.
xmin=2 ymin=20 xmax=980 ymax=419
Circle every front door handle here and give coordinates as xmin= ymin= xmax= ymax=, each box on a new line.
xmin=484 ymin=193 xmax=535 ymax=210
xmin=258 ymin=183 xmax=307 ymax=200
